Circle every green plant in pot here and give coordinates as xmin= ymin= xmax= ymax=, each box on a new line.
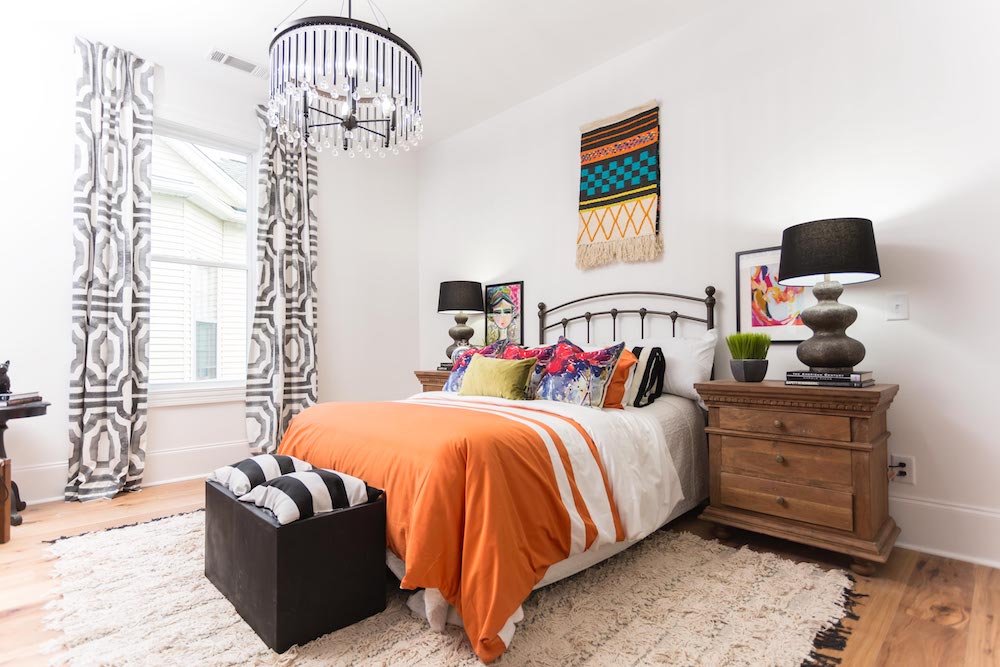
xmin=726 ymin=333 xmax=771 ymax=382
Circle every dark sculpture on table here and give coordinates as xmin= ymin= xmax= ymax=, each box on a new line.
xmin=0 ymin=361 xmax=9 ymax=394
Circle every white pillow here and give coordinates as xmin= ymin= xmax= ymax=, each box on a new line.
xmin=636 ymin=330 xmax=718 ymax=401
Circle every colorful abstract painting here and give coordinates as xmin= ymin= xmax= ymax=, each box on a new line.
xmin=750 ymin=263 xmax=806 ymax=327
xmin=736 ymin=247 xmax=814 ymax=342
xmin=485 ymin=281 xmax=524 ymax=346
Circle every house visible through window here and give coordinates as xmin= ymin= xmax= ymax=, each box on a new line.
xmin=149 ymin=133 xmax=251 ymax=388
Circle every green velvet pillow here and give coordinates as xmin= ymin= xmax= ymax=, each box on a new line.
xmin=457 ymin=355 xmax=537 ymax=400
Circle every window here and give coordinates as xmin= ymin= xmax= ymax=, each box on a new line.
xmin=148 ymin=129 xmax=254 ymax=401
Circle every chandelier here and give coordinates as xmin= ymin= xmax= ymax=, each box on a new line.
xmin=267 ymin=1 xmax=422 ymax=157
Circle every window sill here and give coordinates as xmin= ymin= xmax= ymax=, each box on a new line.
xmin=148 ymin=383 xmax=246 ymax=407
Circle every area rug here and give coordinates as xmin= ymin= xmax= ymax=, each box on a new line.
xmin=45 ymin=512 xmax=858 ymax=666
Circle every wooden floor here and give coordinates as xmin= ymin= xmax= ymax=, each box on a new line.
xmin=0 ymin=480 xmax=997 ymax=667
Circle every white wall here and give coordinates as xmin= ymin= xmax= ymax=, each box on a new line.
xmin=417 ymin=0 xmax=1000 ymax=565
xmin=0 ymin=12 xmax=418 ymax=503
xmin=316 ymin=153 xmax=421 ymax=402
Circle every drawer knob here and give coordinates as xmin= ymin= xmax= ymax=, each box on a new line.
xmin=775 ymin=454 xmax=786 ymax=464
xmin=775 ymin=496 xmax=786 ymax=506
xmin=773 ymin=419 xmax=785 ymax=429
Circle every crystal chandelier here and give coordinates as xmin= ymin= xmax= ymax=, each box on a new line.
xmin=267 ymin=1 xmax=422 ymax=157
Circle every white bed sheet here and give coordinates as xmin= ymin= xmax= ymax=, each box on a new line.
xmin=535 ymin=394 xmax=707 ymax=586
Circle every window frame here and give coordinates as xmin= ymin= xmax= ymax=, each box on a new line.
xmin=147 ymin=120 xmax=257 ymax=407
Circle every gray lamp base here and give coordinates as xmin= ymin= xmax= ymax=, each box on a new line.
xmin=796 ymin=280 xmax=866 ymax=374
xmin=445 ymin=312 xmax=474 ymax=361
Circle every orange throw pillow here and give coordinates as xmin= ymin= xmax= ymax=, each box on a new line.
xmin=602 ymin=349 xmax=638 ymax=409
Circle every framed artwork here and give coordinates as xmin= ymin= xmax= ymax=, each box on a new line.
xmin=485 ymin=281 xmax=524 ymax=346
xmin=735 ymin=247 xmax=814 ymax=343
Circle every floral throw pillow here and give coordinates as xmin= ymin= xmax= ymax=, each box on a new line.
xmin=537 ymin=338 xmax=625 ymax=407
xmin=443 ymin=340 xmax=507 ymax=392
xmin=500 ymin=343 xmax=557 ymax=399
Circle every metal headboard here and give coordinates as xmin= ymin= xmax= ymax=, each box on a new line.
xmin=537 ymin=287 xmax=717 ymax=344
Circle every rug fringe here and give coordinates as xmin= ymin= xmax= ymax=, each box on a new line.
xmin=802 ymin=575 xmax=869 ymax=667
xmin=44 ymin=508 xmax=204 ymax=544
xmin=576 ymin=234 xmax=663 ymax=269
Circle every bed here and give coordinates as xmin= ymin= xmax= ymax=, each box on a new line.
xmin=278 ymin=288 xmax=716 ymax=663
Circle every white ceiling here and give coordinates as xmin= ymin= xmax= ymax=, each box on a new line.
xmin=20 ymin=0 xmax=720 ymax=142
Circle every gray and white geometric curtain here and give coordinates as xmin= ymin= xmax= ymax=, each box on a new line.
xmin=66 ymin=38 xmax=154 ymax=501
xmin=246 ymin=106 xmax=319 ymax=454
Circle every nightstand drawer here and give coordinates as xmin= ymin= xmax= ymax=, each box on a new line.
xmin=718 ymin=407 xmax=851 ymax=442
xmin=720 ymin=472 xmax=853 ymax=531
xmin=720 ymin=436 xmax=852 ymax=488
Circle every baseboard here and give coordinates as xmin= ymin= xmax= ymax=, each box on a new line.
xmin=15 ymin=439 xmax=250 ymax=505
xmin=889 ymin=494 xmax=1000 ymax=568
xmin=142 ymin=439 xmax=250 ymax=485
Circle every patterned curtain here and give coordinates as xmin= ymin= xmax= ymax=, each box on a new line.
xmin=246 ymin=107 xmax=319 ymax=453
xmin=66 ymin=38 xmax=154 ymax=501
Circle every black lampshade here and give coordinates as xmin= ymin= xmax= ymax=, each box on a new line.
xmin=437 ymin=281 xmax=484 ymax=314
xmin=777 ymin=218 xmax=881 ymax=287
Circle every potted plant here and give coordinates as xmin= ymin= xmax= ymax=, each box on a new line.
xmin=726 ymin=333 xmax=771 ymax=382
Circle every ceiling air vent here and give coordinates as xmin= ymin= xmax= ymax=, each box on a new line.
xmin=208 ymin=49 xmax=268 ymax=79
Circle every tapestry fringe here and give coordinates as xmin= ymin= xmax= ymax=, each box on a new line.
xmin=576 ymin=234 xmax=663 ymax=270
xmin=580 ymin=99 xmax=658 ymax=133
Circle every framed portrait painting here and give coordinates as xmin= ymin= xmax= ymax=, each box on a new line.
xmin=485 ymin=281 xmax=524 ymax=346
xmin=735 ymin=247 xmax=814 ymax=343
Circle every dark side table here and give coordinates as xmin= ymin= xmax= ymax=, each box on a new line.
xmin=0 ymin=401 xmax=50 ymax=526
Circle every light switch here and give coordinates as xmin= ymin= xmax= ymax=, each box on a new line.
xmin=887 ymin=293 xmax=909 ymax=320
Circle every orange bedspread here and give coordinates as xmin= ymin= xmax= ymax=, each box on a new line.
xmin=278 ymin=396 xmax=623 ymax=662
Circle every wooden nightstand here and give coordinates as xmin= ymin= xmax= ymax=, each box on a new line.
xmin=694 ymin=380 xmax=899 ymax=575
xmin=414 ymin=370 xmax=450 ymax=393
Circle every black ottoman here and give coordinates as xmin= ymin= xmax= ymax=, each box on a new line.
xmin=204 ymin=479 xmax=387 ymax=653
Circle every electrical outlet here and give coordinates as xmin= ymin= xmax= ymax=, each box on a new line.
xmin=887 ymin=293 xmax=909 ymax=320
xmin=889 ymin=454 xmax=915 ymax=485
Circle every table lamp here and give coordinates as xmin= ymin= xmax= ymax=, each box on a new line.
xmin=777 ymin=218 xmax=881 ymax=373
xmin=437 ymin=281 xmax=484 ymax=362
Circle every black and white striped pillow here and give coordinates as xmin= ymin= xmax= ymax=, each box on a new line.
xmin=208 ymin=454 xmax=313 ymax=496
xmin=238 ymin=470 xmax=381 ymax=525
xmin=624 ymin=346 xmax=666 ymax=408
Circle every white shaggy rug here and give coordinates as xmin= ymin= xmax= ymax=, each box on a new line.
xmin=45 ymin=512 xmax=857 ymax=666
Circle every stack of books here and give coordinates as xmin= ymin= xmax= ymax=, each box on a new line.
xmin=785 ymin=371 xmax=874 ymax=388
xmin=0 ymin=392 xmax=43 ymax=407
